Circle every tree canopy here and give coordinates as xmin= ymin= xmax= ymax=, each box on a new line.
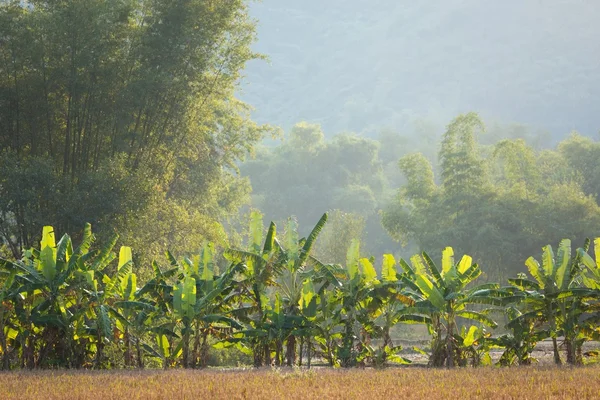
xmin=0 ymin=0 xmax=271 ymax=262
xmin=382 ymin=114 xmax=600 ymax=278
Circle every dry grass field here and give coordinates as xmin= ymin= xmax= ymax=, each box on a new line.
xmin=1 ymin=366 xmax=600 ymax=400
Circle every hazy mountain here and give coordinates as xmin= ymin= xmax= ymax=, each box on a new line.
xmin=240 ymin=0 xmax=600 ymax=138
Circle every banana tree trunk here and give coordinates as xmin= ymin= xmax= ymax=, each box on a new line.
xmin=446 ymin=310 xmax=456 ymax=368
xmin=26 ymin=335 xmax=35 ymax=369
xmin=265 ymin=343 xmax=272 ymax=366
xmin=19 ymin=334 xmax=26 ymax=369
xmin=0 ymin=316 xmax=8 ymax=370
xmin=565 ymin=337 xmax=575 ymax=365
xmin=307 ymin=337 xmax=311 ymax=369
xmin=341 ymin=320 xmax=355 ymax=367
xmin=298 ymin=336 xmax=303 ymax=367
xmin=124 ymin=328 xmax=132 ymax=367
xmin=516 ymin=343 xmax=531 ymax=366
xmin=182 ymin=318 xmax=192 ymax=368
xmin=136 ymin=338 xmax=144 ymax=369
xmin=429 ymin=316 xmax=445 ymax=367
xmin=383 ymin=326 xmax=392 ymax=348
xmin=285 ymin=334 xmax=296 ymax=366
xmin=445 ymin=333 xmax=454 ymax=367
xmin=199 ymin=331 xmax=209 ymax=369
xmin=192 ymin=325 xmax=201 ymax=369
xmin=551 ymin=337 xmax=562 ymax=365
xmin=253 ymin=342 xmax=263 ymax=367
xmin=548 ymin=306 xmax=562 ymax=365
xmin=162 ymin=338 xmax=170 ymax=370
xmin=565 ymin=337 xmax=582 ymax=366
xmin=94 ymin=341 xmax=104 ymax=369
xmin=326 ymin=336 xmax=335 ymax=367
xmin=275 ymin=340 xmax=281 ymax=366
xmin=182 ymin=336 xmax=190 ymax=368
xmin=0 ymin=338 xmax=8 ymax=370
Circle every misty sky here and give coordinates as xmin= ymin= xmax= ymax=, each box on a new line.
xmin=240 ymin=0 xmax=600 ymax=138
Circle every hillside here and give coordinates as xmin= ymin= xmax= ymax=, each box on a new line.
xmin=240 ymin=0 xmax=600 ymax=137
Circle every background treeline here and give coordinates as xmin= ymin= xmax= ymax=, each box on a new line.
xmin=243 ymin=114 xmax=600 ymax=279
xmin=1 ymin=219 xmax=600 ymax=370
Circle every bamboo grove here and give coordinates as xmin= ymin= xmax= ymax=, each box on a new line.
xmin=1 ymin=211 xmax=600 ymax=370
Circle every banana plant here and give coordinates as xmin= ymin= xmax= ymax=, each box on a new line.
xmin=579 ymin=238 xmax=600 ymax=290
xmin=509 ymin=239 xmax=594 ymax=365
xmin=114 ymin=268 xmax=140 ymax=367
xmin=224 ymin=210 xmax=282 ymax=367
xmin=190 ymin=251 xmax=244 ymax=368
xmin=347 ymin=241 xmax=388 ymax=366
xmin=309 ymin=240 xmax=406 ymax=367
xmin=173 ymin=274 xmax=196 ymax=368
xmin=330 ymin=240 xmax=380 ymax=367
xmin=0 ymin=266 xmax=16 ymax=369
xmin=114 ymin=299 xmax=156 ymax=369
xmin=294 ymin=279 xmax=319 ymax=367
xmin=398 ymin=247 xmax=500 ymax=367
xmin=360 ymin=254 xmax=414 ymax=367
xmin=136 ymin=257 xmax=181 ymax=369
xmin=255 ymin=294 xmax=302 ymax=366
xmin=110 ymin=265 xmax=158 ymax=368
xmin=3 ymin=225 xmax=97 ymax=368
xmin=573 ymin=238 xmax=600 ymax=361
xmin=85 ymin=245 xmax=134 ymax=368
xmin=163 ymin=246 xmax=244 ymax=368
xmin=0 ymin=224 xmax=128 ymax=368
xmin=151 ymin=328 xmax=182 ymax=370
xmin=305 ymin=272 xmax=343 ymax=367
xmin=275 ymin=213 xmax=327 ymax=366
xmin=455 ymin=325 xmax=493 ymax=367
xmin=490 ymin=306 xmax=547 ymax=366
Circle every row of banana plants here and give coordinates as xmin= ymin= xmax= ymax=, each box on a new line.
xmin=1 ymin=212 xmax=600 ymax=369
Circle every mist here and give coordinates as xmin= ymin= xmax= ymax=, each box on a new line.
xmin=238 ymin=0 xmax=600 ymax=276
xmin=241 ymin=0 xmax=600 ymax=137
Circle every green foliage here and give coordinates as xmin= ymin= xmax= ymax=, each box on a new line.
xmin=2 ymin=219 xmax=600 ymax=370
xmin=490 ymin=307 xmax=543 ymax=366
xmin=0 ymin=0 xmax=271 ymax=266
xmin=399 ymin=247 xmax=500 ymax=367
xmin=3 ymin=0 xmax=600 ymax=372
xmin=383 ymin=113 xmax=600 ymax=278
xmin=241 ymin=123 xmax=393 ymax=258
xmin=501 ymin=238 xmax=600 ymax=366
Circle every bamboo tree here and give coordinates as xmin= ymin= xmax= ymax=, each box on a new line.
xmin=0 ymin=0 xmax=267 ymax=264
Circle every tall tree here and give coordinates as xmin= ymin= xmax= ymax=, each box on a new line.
xmin=241 ymin=122 xmax=392 ymax=256
xmin=382 ymin=113 xmax=600 ymax=278
xmin=0 ymin=0 xmax=269 ymax=261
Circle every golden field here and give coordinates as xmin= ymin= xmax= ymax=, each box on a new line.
xmin=1 ymin=367 xmax=600 ymax=400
